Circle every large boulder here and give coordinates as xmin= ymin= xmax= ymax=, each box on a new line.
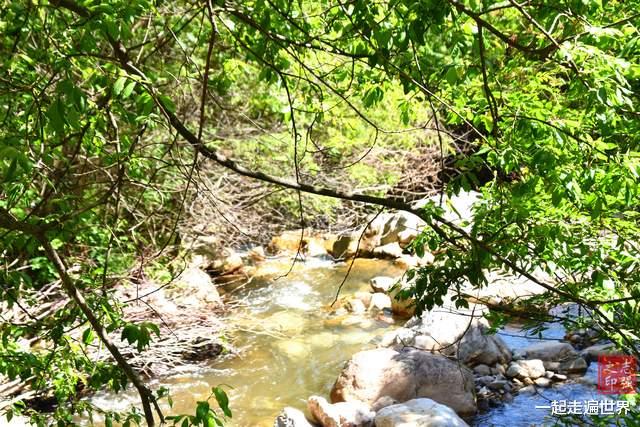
xmin=268 ymin=230 xmax=331 ymax=257
xmin=274 ymin=407 xmax=316 ymax=427
xmin=515 ymin=341 xmax=588 ymax=374
xmin=376 ymin=212 xmax=425 ymax=248
xmin=173 ymin=267 xmax=222 ymax=307
xmin=248 ymin=246 xmax=267 ymax=263
xmin=330 ymin=348 xmax=476 ymax=416
xmin=462 ymin=270 xmax=552 ymax=306
xmin=181 ymin=234 xmax=221 ymax=268
xmin=307 ymin=396 xmax=374 ymax=427
xmin=580 ymin=343 xmax=622 ymax=362
xmin=332 ymin=210 xmax=426 ymax=258
xmin=206 ymin=248 xmax=244 ymax=275
xmin=515 ymin=341 xmax=577 ymax=361
xmin=268 ymin=230 xmax=305 ymax=254
xmin=182 ymin=232 xmax=243 ymax=275
xmin=384 ymin=304 xmax=511 ymax=367
xmin=375 ymin=398 xmax=469 ymax=427
xmin=373 ymin=243 xmax=404 ymax=259
xmin=331 ymin=232 xmax=377 ymax=259
xmin=456 ymin=322 xmax=512 ymax=367
xmin=393 ymin=253 xmax=434 ymax=270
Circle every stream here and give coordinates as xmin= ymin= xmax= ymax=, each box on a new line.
xmin=90 ymin=257 xmax=608 ymax=426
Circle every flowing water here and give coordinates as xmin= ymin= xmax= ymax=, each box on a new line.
xmin=89 ymin=257 xmax=608 ymax=426
xmin=90 ymin=258 xmax=405 ymax=426
xmin=475 ymin=325 xmax=608 ymax=426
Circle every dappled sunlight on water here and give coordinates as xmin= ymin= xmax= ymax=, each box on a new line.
xmin=88 ymin=259 xmax=610 ymax=427
xmin=89 ymin=258 xmax=405 ymax=426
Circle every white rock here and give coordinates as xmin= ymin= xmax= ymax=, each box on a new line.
xmin=375 ymin=398 xmax=469 ymax=427
xmin=373 ymin=242 xmax=404 ymax=259
xmin=354 ymin=291 xmax=372 ymax=307
xmin=175 ymin=267 xmax=222 ymax=306
xmin=370 ymin=276 xmax=397 ymax=293
xmin=506 ymin=360 xmax=546 ymax=379
xmin=274 ymin=407 xmax=315 ymax=427
xmin=372 ymin=396 xmax=398 ymax=411
xmin=330 ymin=348 xmax=476 ymax=416
xmin=534 ymin=377 xmax=551 ymax=388
xmin=398 ymin=303 xmax=511 ymax=367
xmin=389 ymin=281 xmax=416 ymax=317
xmin=377 ymin=211 xmax=426 ymax=247
xmin=516 ymin=341 xmax=577 ymax=361
xmin=369 ymin=293 xmax=392 ymax=311
xmin=473 ymin=364 xmax=492 ymax=376
xmin=308 ymin=395 xmax=374 ymax=427
xmin=517 ymin=341 xmax=588 ymax=374
xmin=394 ymin=253 xmax=434 ymax=269
xmin=462 ymin=269 xmax=552 ymax=306
xmin=248 ymin=246 xmax=266 ymax=262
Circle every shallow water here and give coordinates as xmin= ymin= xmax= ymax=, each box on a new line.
xmin=477 ymin=323 xmax=616 ymax=426
xmin=90 ymin=258 xmax=405 ymax=426
xmin=89 ymin=258 xmax=610 ymax=427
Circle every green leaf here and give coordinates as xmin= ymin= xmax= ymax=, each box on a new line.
xmin=46 ymin=99 xmax=66 ymax=134
xmin=159 ymin=95 xmax=176 ymax=113
xmin=113 ymin=77 xmax=127 ymax=96
xmin=122 ymin=81 xmax=137 ymax=98
xmin=4 ymin=157 xmax=18 ymax=182
xmin=196 ymin=401 xmax=210 ymax=421
xmin=596 ymin=87 xmax=608 ymax=105
xmin=121 ymin=324 xmax=139 ymax=345
xmin=144 ymin=322 xmax=160 ymax=337
xmin=51 ymin=238 xmax=64 ymax=250
xmin=213 ymin=387 xmax=231 ymax=418
xmin=82 ymin=328 xmax=95 ymax=345
xmin=445 ymin=66 xmax=458 ymax=84
xmin=363 ymin=86 xmax=383 ymax=107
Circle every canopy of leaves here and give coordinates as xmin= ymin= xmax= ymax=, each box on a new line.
xmin=1 ymin=0 xmax=639 ymax=424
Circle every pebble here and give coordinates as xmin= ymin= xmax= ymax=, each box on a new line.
xmin=474 ymin=364 xmax=492 ymax=376
xmin=491 ymin=364 xmax=506 ymax=376
xmin=534 ymin=377 xmax=551 ymax=388
xmin=519 ymin=385 xmax=536 ymax=394
xmin=477 ymin=386 xmax=490 ymax=396
xmin=488 ymin=380 xmax=509 ymax=391
xmin=476 ymin=375 xmax=495 ymax=386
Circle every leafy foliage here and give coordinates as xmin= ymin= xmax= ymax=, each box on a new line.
xmin=1 ymin=0 xmax=640 ymax=424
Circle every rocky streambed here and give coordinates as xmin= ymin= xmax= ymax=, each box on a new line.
xmin=85 ymin=192 xmax=625 ymax=426
xmin=86 ymin=254 xmax=620 ymax=427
